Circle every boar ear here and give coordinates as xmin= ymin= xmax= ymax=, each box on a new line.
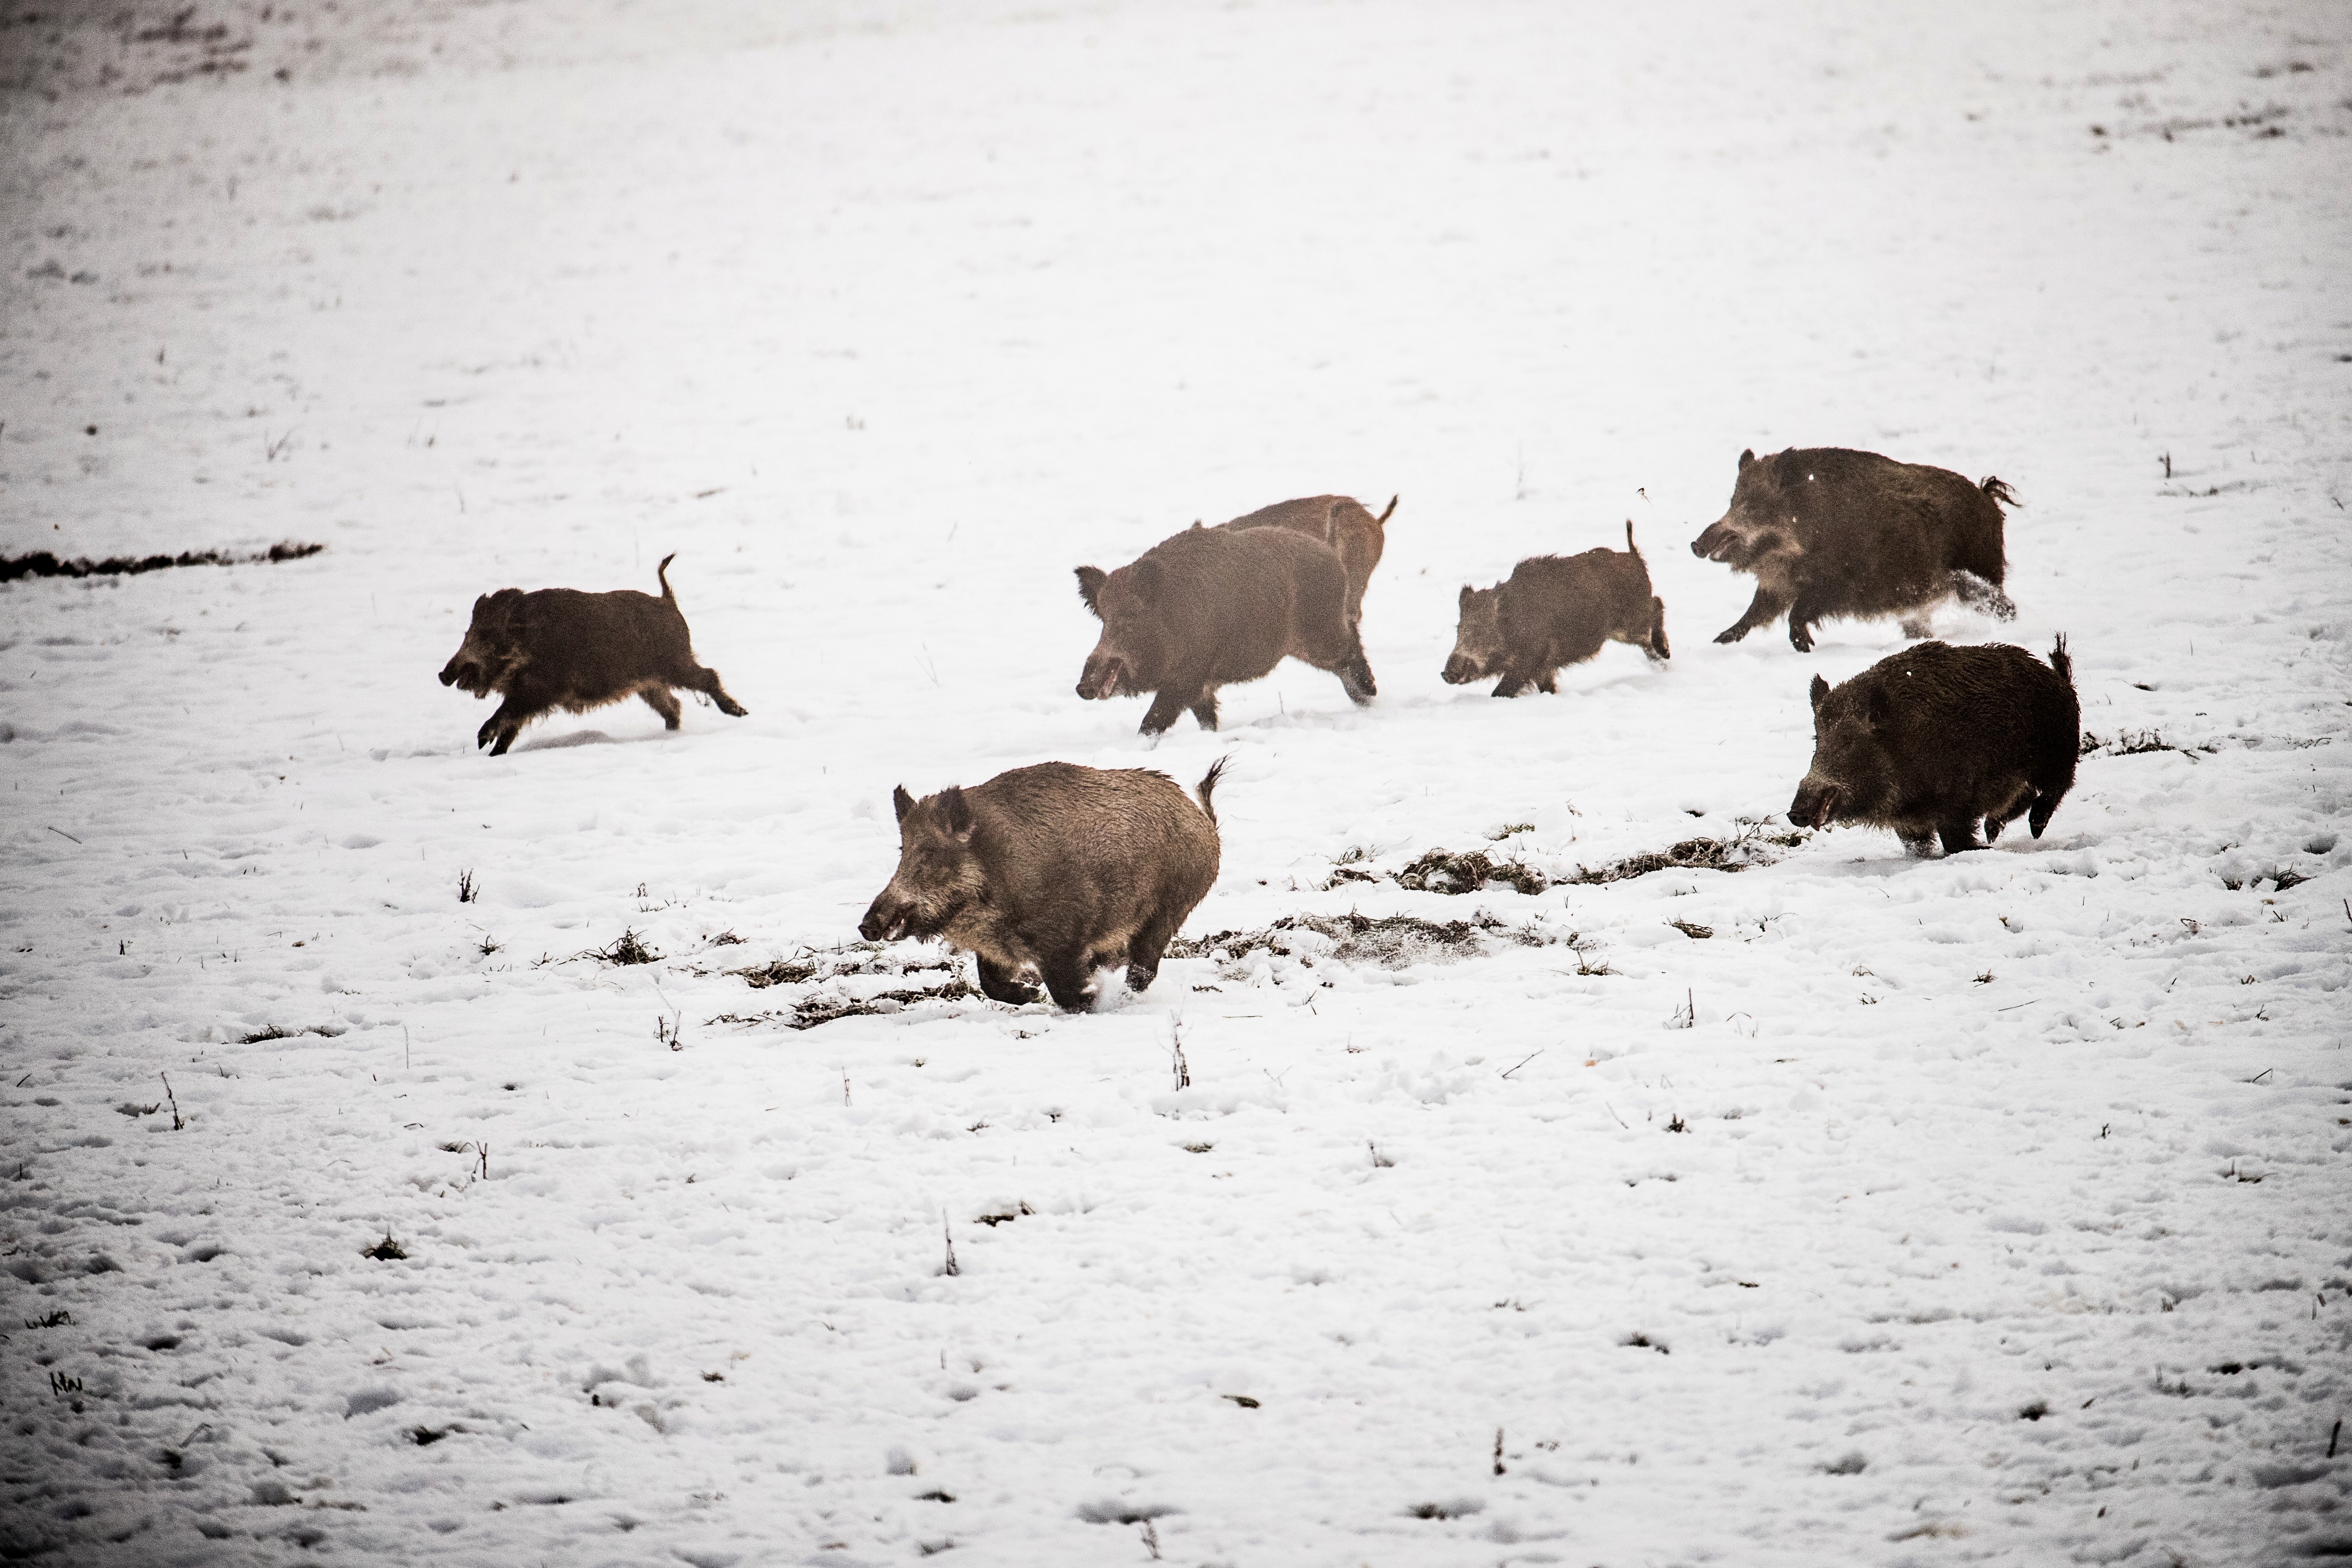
xmin=940 ymin=785 xmax=974 ymax=840
xmin=1738 ymin=448 xmax=1756 ymax=471
xmin=1129 ymin=557 xmax=1162 ymax=603
xmin=1073 ymin=566 xmax=1106 ymax=616
xmin=892 ymin=784 xmax=916 ymax=824
xmin=1809 ymin=674 xmax=1828 ymax=712
xmin=1459 ymin=585 xmax=1474 ymax=610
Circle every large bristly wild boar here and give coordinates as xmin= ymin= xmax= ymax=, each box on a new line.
xmin=1217 ymin=493 xmax=1397 ymax=628
xmin=1442 ymin=521 xmax=1669 ymax=697
xmin=858 ymin=760 xmax=1226 ymax=1011
xmin=437 ymin=553 xmax=747 ymax=756
xmin=1691 ymin=447 xmax=2019 ymax=652
xmin=1790 ymin=637 xmax=2078 ymax=857
xmin=1075 ymin=524 xmax=1376 ymax=734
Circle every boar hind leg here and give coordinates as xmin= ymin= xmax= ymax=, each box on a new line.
xmin=1714 ymin=586 xmax=1789 ymax=646
xmin=640 ymin=687 xmax=684 ymax=729
xmin=1335 ymin=643 xmax=1377 ymax=705
xmin=974 ymin=955 xmax=1040 ymax=1006
xmin=1646 ymin=600 xmax=1671 ymax=661
xmin=1189 ymin=693 xmax=1220 ymax=730
xmin=2026 ymin=787 xmax=2069 ymax=840
xmin=1123 ymin=917 xmax=1179 ymax=994
xmin=693 ymin=668 xmax=748 ymax=718
xmin=1897 ymin=829 xmax=1936 ymax=858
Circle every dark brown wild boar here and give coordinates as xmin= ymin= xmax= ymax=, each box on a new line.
xmin=1218 ymin=493 xmax=1397 ymax=628
xmin=1790 ymin=637 xmax=2078 ymax=857
xmin=1691 ymin=446 xmax=2018 ymax=652
xmin=1075 ymin=524 xmax=1375 ymax=734
xmin=437 ymin=553 xmax=747 ymax=756
xmin=1442 ymin=522 xmax=1669 ymax=697
xmin=858 ymin=760 xmax=1226 ymax=1011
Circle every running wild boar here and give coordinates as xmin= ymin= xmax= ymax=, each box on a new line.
xmin=1790 ymin=637 xmax=2078 ymax=856
xmin=1075 ymin=524 xmax=1375 ymax=734
xmin=1217 ymin=493 xmax=1397 ymax=628
xmin=438 ymin=553 xmax=747 ymax=756
xmin=1442 ymin=522 xmax=1669 ymax=696
xmin=1691 ymin=446 xmax=2018 ymax=652
xmin=859 ymin=760 xmax=1226 ymax=1011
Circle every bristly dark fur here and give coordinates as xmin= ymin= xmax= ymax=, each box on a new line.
xmin=1216 ymin=493 xmax=1396 ymax=628
xmin=1791 ymin=637 xmax=2079 ymax=856
xmin=437 ymin=553 xmax=747 ymax=756
xmin=1073 ymin=525 xmax=1376 ymax=734
xmin=859 ymin=761 xmax=1225 ymax=1011
xmin=1442 ymin=521 xmax=1669 ymax=696
xmin=1691 ymin=446 xmax=2018 ymax=652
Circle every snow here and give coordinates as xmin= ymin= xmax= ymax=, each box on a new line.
xmin=3 ymin=0 xmax=2349 ymax=1563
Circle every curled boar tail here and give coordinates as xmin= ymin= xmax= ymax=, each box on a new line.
xmin=2048 ymin=633 xmax=2073 ymax=689
xmin=1374 ymin=495 xmax=1399 ymax=527
xmin=656 ymin=552 xmax=679 ymax=601
xmin=1194 ymin=755 xmax=1232 ymax=827
xmin=1979 ymin=477 xmax=2022 ymax=510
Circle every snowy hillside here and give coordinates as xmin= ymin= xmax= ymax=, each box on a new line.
xmin=3 ymin=0 xmax=2349 ymax=1563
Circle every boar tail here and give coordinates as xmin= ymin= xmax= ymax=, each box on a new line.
xmin=1374 ymin=495 xmax=1399 ymax=527
xmin=1624 ymin=519 xmax=1642 ymax=560
xmin=656 ymin=552 xmax=679 ymax=602
xmin=1194 ymin=755 xmax=1232 ymax=827
xmin=1979 ymin=477 xmax=2022 ymax=510
xmin=2048 ymin=633 xmax=2073 ymax=689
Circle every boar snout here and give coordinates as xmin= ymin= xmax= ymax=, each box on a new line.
xmin=1691 ymin=521 xmax=1733 ymax=562
xmin=1789 ymin=781 xmax=1839 ymax=830
xmin=1076 ymin=655 xmax=1130 ymax=701
xmin=1440 ymin=655 xmax=1483 ymax=686
xmin=858 ymin=895 xmax=910 ymax=944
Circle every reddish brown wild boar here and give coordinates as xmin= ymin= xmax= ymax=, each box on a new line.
xmin=437 ymin=553 xmax=747 ymax=756
xmin=1075 ymin=524 xmax=1375 ymax=734
xmin=1691 ymin=446 xmax=2018 ymax=652
xmin=1790 ymin=637 xmax=2078 ymax=857
xmin=1217 ymin=493 xmax=1397 ymax=628
xmin=858 ymin=760 xmax=1226 ymax=1011
xmin=1442 ymin=522 xmax=1669 ymax=696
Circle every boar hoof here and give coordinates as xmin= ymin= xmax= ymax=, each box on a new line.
xmin=975 ymin=957 xmax=1039 ymax=1006
xmin=1712 ymin=625 xmax=1746 ymax=645
xmin=1788 ymin=625 xmax=1815 ymax=653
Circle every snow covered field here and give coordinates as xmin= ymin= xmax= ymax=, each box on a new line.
xmin=4 ymin=0 xmax=2350 ymax=1562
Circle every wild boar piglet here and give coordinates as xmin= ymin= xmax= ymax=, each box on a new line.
xmin=1442 ymin=521 xmax=1668 ymax=697
xmin=1075 ymin=525 xmax=1374 ymax=734
xmin=438 ymin=553 xmax=746 ymax=756
xmin=1692 ymin=446 xmax=2018 ymax=652
xmin=1791 ymin=637 xmax=2079 ymax=857
xmin=859 ymin=761 xmax=1225 ymax=1012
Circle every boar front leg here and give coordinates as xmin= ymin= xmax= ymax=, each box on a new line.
xmin=1140 ymin=685 xmax=1200 ymax=735
xmin=974 ymin=955 xmax=1040 ymax=1005
xmin=1037 ymin=950 xmax=1096 ymax=1012
xmin=1936 ymin=819 xmax=1985 ymax=855
xmin=1713 ymin=585 xmax=1790 ymax=646
xmin=640 ymin=687 xmax=684 ymax=729
xmin=1189 ymin=692 xmax=1221 ymax=730
xmin=478 ymin=693 xmax=542 ymax=756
